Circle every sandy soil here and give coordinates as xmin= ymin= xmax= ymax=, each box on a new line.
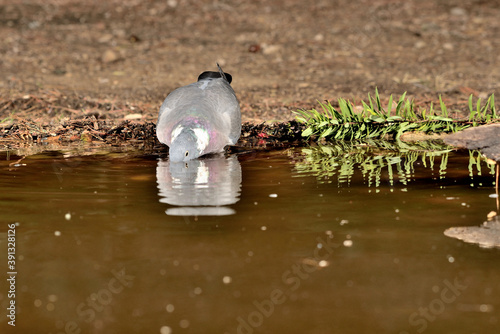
xmin=1 ymin=0 xmax=499 ymax=148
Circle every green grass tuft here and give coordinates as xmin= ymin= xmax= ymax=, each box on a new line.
xmin=294 ymin=90 xmax=499 ymax=141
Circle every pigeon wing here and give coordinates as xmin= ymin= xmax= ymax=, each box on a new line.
xmin=157 ymin=85 xmax=196 ymax=145
xmin=158 ymin=86 xmax=189 ymax=121
xmin=208 ymin=80 xmax=241 ymax=145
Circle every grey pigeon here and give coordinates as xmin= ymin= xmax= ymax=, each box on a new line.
xmin=156 ymin=64 xmax=241 ymax=162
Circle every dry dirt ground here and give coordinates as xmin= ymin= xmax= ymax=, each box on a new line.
xmin=1 ymin=0 xmax=499 ymax=149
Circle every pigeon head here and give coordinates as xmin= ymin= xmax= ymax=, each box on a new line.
xmin=169 ymin=126 xmax=210 ymax=162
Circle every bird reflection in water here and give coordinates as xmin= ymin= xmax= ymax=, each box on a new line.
xmin=156 ymin=154 xmax=241 ymax=216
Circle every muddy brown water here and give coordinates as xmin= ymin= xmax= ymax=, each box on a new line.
xmin=1 ymin=145 xmax=499 ymax=334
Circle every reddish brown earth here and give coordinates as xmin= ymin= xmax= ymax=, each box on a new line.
xmin=1 ymin=0 xmax=499 ymax=149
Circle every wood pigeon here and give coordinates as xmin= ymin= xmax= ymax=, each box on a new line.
xmin=156 ymin=64 xmax=241 ymax=162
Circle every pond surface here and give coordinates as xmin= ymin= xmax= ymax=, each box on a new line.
xmin=1 ymin=144 xmax=499 ymax=334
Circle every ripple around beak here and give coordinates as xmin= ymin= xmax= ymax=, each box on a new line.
xmin=165 ymin=206 xmax=235 ymax=216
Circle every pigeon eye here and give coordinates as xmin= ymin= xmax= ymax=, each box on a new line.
xmin=185 ymin=151 xmax=189 ymax=157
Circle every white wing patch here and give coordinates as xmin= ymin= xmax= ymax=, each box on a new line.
xmin=193 ymin=128 xmax=209 ymax=152
xmin=171 ymin=125 xmax=183 ymax=143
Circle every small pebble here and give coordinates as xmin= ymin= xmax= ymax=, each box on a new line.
xmin=97 ymin=33 xmax=113 ymax=44
xmin=450 ymin=7 xmax=467 ymax=16
xmin=414 ymin=41 xmax=426 ymax=49
xmin=314 ymin=33 xmax=324 ymax=41
xmin=124 ymin=113 xmax=143 ymax=120
xmin=443 ymin=42 xmax=454 ymax=50
xmin=262 ymin=44 xmax=280 ymax=55
xmin=102 ymin=49 xmax=119 ymax=63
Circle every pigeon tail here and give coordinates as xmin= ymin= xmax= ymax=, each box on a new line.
xmin=216 ymin=63 xmax=230 ymax=83
xmin=197 ymin=64 xmax=232 ymax=84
